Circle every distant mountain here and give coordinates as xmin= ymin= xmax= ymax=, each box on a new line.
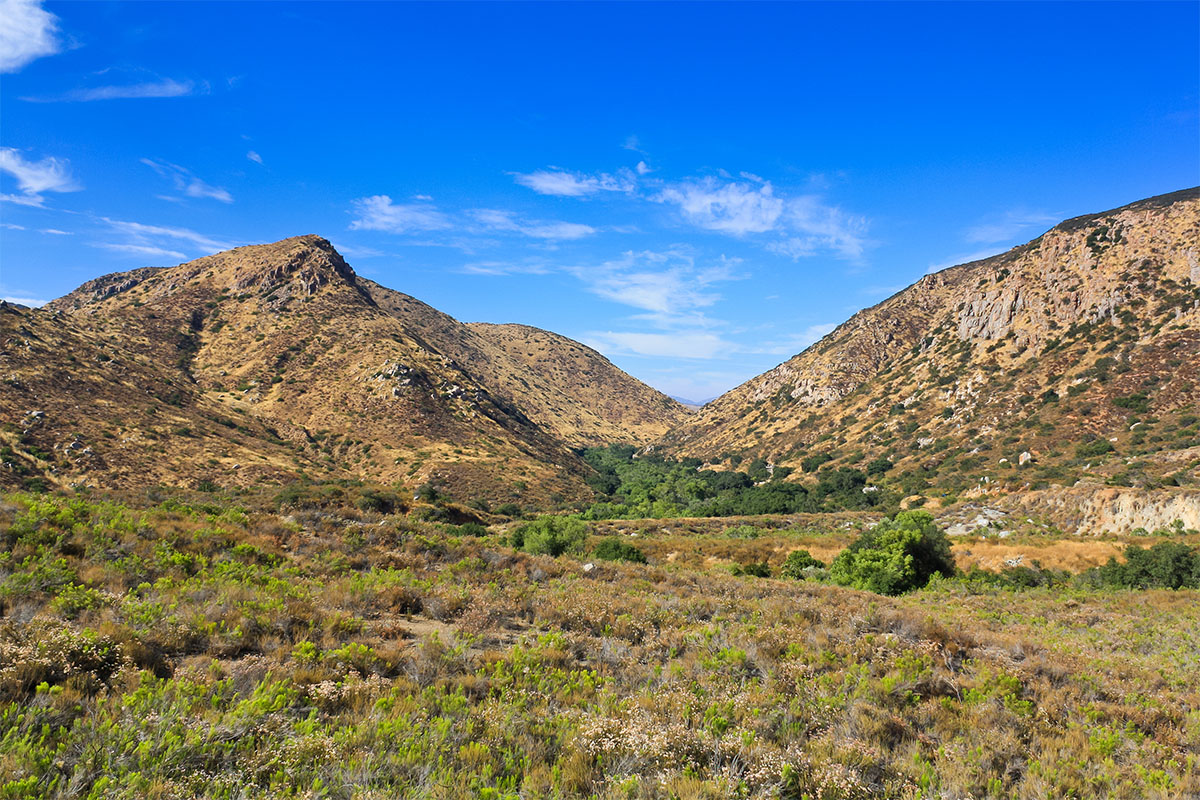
xmin=670 ymin=395 xmax=715 ymax=410
xmin=1 ymin=236 xmax=683 ymax=502
xmin=660 ymin=188 xmax=1200 ymax=498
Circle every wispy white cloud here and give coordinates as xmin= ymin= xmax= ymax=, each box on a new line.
xmin=1 ymin=295 xmax=49 ymax=307
xmin=141 ymin=158 xmax=233 ymax=204
xmin=511 ymin=168 xmax=635 ymax=197
xmin=965 ymin=209 xmax=1058 ymax=244
xmin=622 ymin=135 xmax=647 ymax=155
xmin=332 ymin=243 xmax=385 ymax=260
xmin=0 ymin=147 xmax=81 ymax=206
xmin=461 ymin=259 xmax=552 ymax=276
xmin=752 ymin=323 xmax=838 ymax=356
xmin=91 ymin=242 xmax=187 ymax=261
xmin=636 ymin=161 xmax=652 ymax=175
xmin=574 ymin=251 xmax=738 ymax=327
xmin=0 ymin=0 xmax=61 ymax=73
xmin=39 ymin=228 xmax=71 ymax=235
xmin=23 ymin=78 xmax=197 ymax=103
xmin=100 ymin=217 xmax=236 ymax=254
xmin=349 ymin=195 xmax=451 ymax=233
xmin=925 ymin=248 xmax=1004 ymax=274
xmin=1 ymin=223 xmax=25 ymax=230
xmin=471 ymin=208 xmax=596 ymax=240
xmin=246 ymin=150 xmax=263 ymax=165
xmin=778 ymin=195 xmax=868 ymax=259
xmin=581 ymin=331 xmax=732 ymax=360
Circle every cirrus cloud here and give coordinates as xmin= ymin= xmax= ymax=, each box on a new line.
xmin=0 ymin=147 xmax=81 ymax=206
xmin=22 ymin=78 xmax=198 ymax=103
xmin=471 ymin=208 xmax=596 ymax=240
xmin=141 ymin=158 xmax=233 ymax=204
xmin=511 ymin=168 xmax=634 ymax=197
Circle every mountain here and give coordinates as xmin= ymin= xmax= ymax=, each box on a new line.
xmin=660 ymin=188 xmax=1200 ymax=499
xmin=3 ymin=236 xmax=682 ymax=502
xmin=357 ymin=281 xmax=688 ymax=447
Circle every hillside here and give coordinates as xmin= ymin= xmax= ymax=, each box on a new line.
xmin=358 ymin=281 xmax=688 ymax=447
xmin=661 ymin=188 xmax=1200 ymax=500
xmin=7 ymin=236 xmax=679 ymax=502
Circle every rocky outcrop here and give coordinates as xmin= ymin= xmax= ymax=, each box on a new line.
xmin=996 ymin=487 xmax=1200 ymax=535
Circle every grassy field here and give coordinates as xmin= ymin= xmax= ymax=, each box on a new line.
xmin=1 ymin=491 xmax=1197 ymax=799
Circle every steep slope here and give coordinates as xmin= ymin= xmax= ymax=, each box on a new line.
xmin=37 ymin=236 xmax=591 ymax=502
xmin=359 ymin=282 xmax=689 ymax=447
xmin=0 ymin=301 xmax=312 ymax=490
xmin=662 ymin=188 xmax=1200 ymax=498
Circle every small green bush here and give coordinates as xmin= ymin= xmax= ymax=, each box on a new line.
xmin=731 ymin=561 xmax=770 ymax=578
xmin=592 ymin=537 xmax=647 ymax=563
xmin=455 ymin=522 xmax=488 ymax=537
xmin=510 ymin=517 xmax=588 ymax=556
xmin=1075 ymin=438 xmax=1115 ymax=458
xmin=779 ymin=549 xmax=826 ymax=579
xmin=494 ymin=502 xmax=521 ymax=518
xmin=356 ymin=489 xmax=402 ymax=514
xmin=1112 ymin=392 xmax=1151 ymax=414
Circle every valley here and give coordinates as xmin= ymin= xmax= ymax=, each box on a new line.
xmin=2 ymin=188 xmax=1199 ymax=799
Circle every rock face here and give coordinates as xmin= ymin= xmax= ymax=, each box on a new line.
xmin=660 ymin=188 xmax=1200 ymax=496
xmin=9 ymin=235 xmax=685 ymax=501
xmin=996 ymin=487 xmax=1200 ymax=536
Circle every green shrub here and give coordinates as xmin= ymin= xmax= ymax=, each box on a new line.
xmin=356 ymin=489 xmax=402 ymax=514
xmin=801 ymin=453 xmax=834 ymax=473
xmin=510 ymin=517 xmax=588 ymax=556
xmin=494 ymin=502 xmax=521 ymax=518
xmin=1075 ymin=438 xmax=1115 ymax=458
xmin=731 ymin=561 xmax=770 ymax=578
xmin=866 ymin=456 xmax=893 ymax=476
xmin=830 ymin=510 xmax=955 ymax=595
xmin=51 ymin=583 xmax=103 ymax=619
xmin=1094 ymin=542 xmax=1200 ymax=589
xmin=779 ymin=549 xmax=826 ymax=579
xmin=592 ymin=537 xmax=647 ymax=563
xmin=1112 ymin=392 xmax=1151 ymax=413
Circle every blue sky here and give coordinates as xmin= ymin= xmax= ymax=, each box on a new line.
xmin=1 ymin=1 xmax=1197 ymax=401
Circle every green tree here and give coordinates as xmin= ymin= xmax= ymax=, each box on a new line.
xmin=830 ymin=510 xmax=955 ymax=595
xmin=1096 ymin=542 xmax=1200 ymax=589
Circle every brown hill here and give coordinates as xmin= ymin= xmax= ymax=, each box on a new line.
xmin=358 ymin=282 xmax=688 ymax=447
xmin=661 ymin=188 xmax=1200 ymax=499
xmin=10 ymin=236 xmax=678 ymax=502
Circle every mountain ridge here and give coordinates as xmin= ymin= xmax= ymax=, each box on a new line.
xmin=7 ymin=236 xmax=684 ymax=503
xmin=660 ymin=187 xmax=1200 ymax=499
